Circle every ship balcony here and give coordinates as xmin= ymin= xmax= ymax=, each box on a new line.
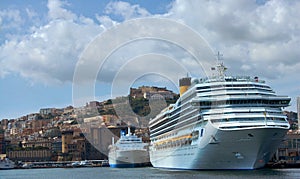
xmin=212 ymin=120 xmax=290 ymax=130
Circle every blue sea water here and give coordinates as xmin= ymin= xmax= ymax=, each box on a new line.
xmin=1 ymin=167 xmax=299 ymax=179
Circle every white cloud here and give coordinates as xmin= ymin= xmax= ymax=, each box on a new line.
xmin=167 ymin=0 xmax=300 ymax=75
xmin=25 ymin=8 xmax=38 ymax=20
xmin=95 ymin=15 xmax=117 ymax=29
xmin=0 ymin=0 xmax=105 ymax=84
xmin=105 ymin=1 xmax=151 ymax=20
xmin=0 ymin=9 xmax=23 ymax=30
xmin=2 ymin=0 xmax=300 ymax=81
xmin=0 ymin=1 xmax=155 ymax=86
xmin=47 ymin=0 xmax=76 ymax=21
xmin=0 ymin=19 xmax=103 ymax=84
xmin=1 ymin=0 xmax=300 ymax=110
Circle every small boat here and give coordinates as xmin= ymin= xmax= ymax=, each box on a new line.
xmin=0 ymin=158 xmax=15 ymax=170
xmin=22 ymin=163 xmax=34 ymax=169
xmin=101 ymin=160 xmax=109 ymax=167
xmin=71 ymin=161 xmax=80 ymax=167
xmin=79 ymin=160 xmax=93 ymax=167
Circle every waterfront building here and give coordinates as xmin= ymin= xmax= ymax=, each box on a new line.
xmin=0 ymin=129 xmax=4 ymax=154
xmin=52 ymin=139 xmax=62 ymax=153
xmin=61 ymin=130 xmax=74 ymax=154
xmin=7 ymin=149 xmax=52 ymax=162
xmin=21 ymin=138 xmax=52 ymax=149
xmin=60 ymin=130 xmax=99 ymax=161
xmin=297 ymin=97 xmax=300 ymax=130
xmin=273 ymin=132 xmax=300 ymax=164
xmin=67 ymin=134 xmax=86 ymax=161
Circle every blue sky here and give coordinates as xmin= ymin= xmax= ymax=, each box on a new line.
xmin=0 ymin=0 xmax=174 ymax=119
xmin=1 ymin=0 xmax=300 ymax=119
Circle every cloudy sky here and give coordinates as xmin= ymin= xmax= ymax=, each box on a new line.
xmin=1 ymin=0 xmax=300 ymax=119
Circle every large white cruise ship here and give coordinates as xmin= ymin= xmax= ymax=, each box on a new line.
xmin=108 ymin=127 xmax=150 ymax=168
xmin=149 ymin=61 xmax=290 ymax=170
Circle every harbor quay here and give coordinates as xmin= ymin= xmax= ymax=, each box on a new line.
xmin=13 ymin=160 xmax=109 ymax=169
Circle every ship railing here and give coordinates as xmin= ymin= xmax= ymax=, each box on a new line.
xmin=150 ymin=108 xmax=199 ymax=134
xmin=206 ymin=113 xmax=287 ymax=121
xmin=152 ymin=134 xmax=193 ymax=149
xmin=201 ymin=107 xmax=283 ymax=114
xmin=208 ymin=116 xmax=287 ymax=122
xmin=213 ymin=120 xmax=290 ymax=129
xmin=199 ymin=75 xmax=266 ymax=84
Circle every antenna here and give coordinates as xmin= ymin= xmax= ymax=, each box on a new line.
xmin=215 ymin=51 xmax=226 ymax=78
xmin=216 ymin=51 xmax=223 ymax=62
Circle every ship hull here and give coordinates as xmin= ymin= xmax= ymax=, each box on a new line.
xmin=150 ymin=124 xmax=287 ymax=170
xmin=109 ymin=149 xmax=150 ymax=168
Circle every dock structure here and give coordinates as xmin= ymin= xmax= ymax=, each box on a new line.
xmin=19 ymin=160 xmax=109 ymax=169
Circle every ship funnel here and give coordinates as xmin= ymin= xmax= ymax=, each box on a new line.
xmin=179 ymin=77 xmax=191 ymax=96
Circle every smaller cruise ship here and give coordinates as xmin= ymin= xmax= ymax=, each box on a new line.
xmin=0 ymin=158 xmax=15 ymax=170
xmin=108 ymin=127 xmax=150 ymax=168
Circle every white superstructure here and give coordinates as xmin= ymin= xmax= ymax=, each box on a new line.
xmin=0 ymin=158 xmax=15 ymax=170
xmin=149 ymin=61 xmax=290 ymax=170
xmin=108 ymin=127 xmax=150 ymax=168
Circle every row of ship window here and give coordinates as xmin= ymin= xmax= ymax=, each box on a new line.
xmin=211 ymin=117 xmax=286 ymax=123
xmin=197 ymin=89 xmax=274 ymax=95
xmin=177 ymin=93 xmax=197 ymax=107
xmin=150 ymin=117 xmax=200 ymax=138
xmin=191 ymin=99 xmax=289 ymax=107
xmin=150 ymin=104 xmax=197 ymax=129
xmin=153 ymin=129 xmax=204 ymax=150
xmin=153 ymin=131 xmax=178 ymax=142
xmin=196 ymin=84 xmax=271 ymax=90
xmin=154 ymin=138 xmax=192 ymax=150
xmin=150 ymin=110 xmax=199 ymax=132
xmin=120 ymin=139 xmax=141 ymax=142
xmin=175 ymin=92 xmax=278 ymax=117
xmin=149 ymin=99 xmax=191 ymax=126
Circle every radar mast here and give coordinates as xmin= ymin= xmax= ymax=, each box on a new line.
xmin=215 ymin=51 xmax=227 ymax=78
